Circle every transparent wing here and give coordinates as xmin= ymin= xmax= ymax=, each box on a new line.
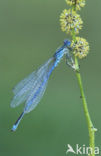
xmin=10 ymin=57 xmax=54 ymax=108
xmin=11 ymin=72 xmax=37 ymax=108
xmin=13 ymin=71 xmax=36 ymax=95
xmin=24 ymin=78 xmax=48 ymax=113
xmin=24 ymin=57 xmax=55 ymax=113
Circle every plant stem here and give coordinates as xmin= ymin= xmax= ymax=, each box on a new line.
xmin=71 ymin=4 xmax=97 ymax=155
xmin=75 ymin=56 xmax=96 ymax=156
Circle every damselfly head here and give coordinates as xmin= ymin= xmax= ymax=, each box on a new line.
xmin=64 ymin=39 xmax=71 ymax=47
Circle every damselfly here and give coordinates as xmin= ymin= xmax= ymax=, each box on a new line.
xmin=11 ymin=39 xmax=75 ymax=131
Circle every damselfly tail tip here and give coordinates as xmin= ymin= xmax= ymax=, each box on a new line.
xmin=11 ymin=112 xmax=25 ymax=132
xmin=11 ymin=124 xmax=17 ymax=132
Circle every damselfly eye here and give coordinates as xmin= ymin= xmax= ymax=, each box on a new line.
xmin=64 ymin=39 xmax=71 ymax=47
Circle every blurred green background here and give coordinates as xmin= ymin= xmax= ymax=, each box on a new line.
xmin=0 ymin=0 xmax=101 ymax=155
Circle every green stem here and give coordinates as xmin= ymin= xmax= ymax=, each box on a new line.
xmin=75 ymin=56 xmax=96 ymax=156
xmin=71 ymin=4 xmax=97 ymax=155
